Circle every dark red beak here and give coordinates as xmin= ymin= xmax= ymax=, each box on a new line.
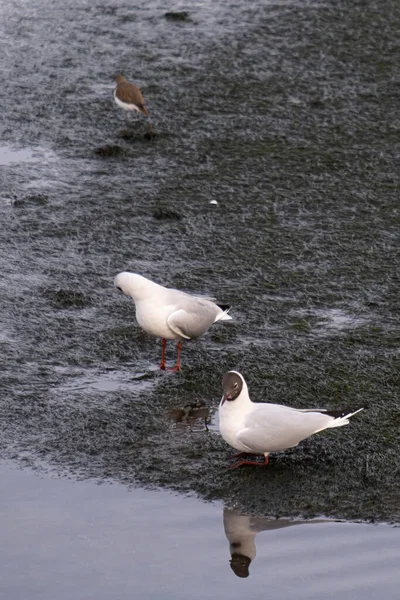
xmin=221 ymin=393 xmax=230 ymax=405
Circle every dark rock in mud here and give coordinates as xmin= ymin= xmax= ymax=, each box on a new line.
xmin=152 ymin=208 xmax=182 ymax=220
xmin=144 ymin=129 xmax=156 ymax=141
xmin=118 ymin=129 xmax=137 ymax=140
xmin=118 ymin=128 xmax=155 ymax=141
xmin=27 ymin=194 xmax=49 ymax=205
xmin=93 ymin=144 xmax=124 ymax=157
xmin=309 ymin=98 xmax=325 ymax=108
xmin=12 ymin=194 xmax=49 ymax=207
xmin=164 ymin=11 xmax=190 ymax=22
xmin=42 ymin=289 xmax=92 ymax=309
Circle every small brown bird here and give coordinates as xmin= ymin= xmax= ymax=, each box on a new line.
xmin=113 ymin=75 xmax=149 ymax=121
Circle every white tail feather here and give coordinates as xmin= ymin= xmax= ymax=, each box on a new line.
xmin=326 ymin=407 xmax=364 ymax=429
xmin=215 ymin=308 xmax=233 ymax=322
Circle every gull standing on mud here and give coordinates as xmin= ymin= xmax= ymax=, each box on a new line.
xmin=219 ymin=371 xmax=363 ymax=468
xmin=114 ymin=272 xmax=232 ymax=371
xmin=113 ymin=75 xmax=149 ymax=122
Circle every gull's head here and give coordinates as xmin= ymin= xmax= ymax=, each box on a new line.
xmin=114 ymin=74 xmax=126 ymax=85
xmin=114 ymin=272 xmax=151 ymax=301
xmin=221 ymin=371 xmax=246 ymax=405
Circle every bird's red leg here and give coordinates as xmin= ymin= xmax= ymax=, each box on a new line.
xmin=228 ymin=455 xmax=269 ymax=469
xmin=159 ymin=338 xmax=167 ymax=370
xmin=169 ymin=341 xmax=182 ymax=373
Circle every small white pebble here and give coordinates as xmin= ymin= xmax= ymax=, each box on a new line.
xmin=209 ymin=200 xmax=218 ymax=205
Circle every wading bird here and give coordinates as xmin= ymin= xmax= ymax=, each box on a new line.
xmin=219 ymin=371 xmax=363 ymax=468
xmin=114 ymin=272 xmax=232 ymax=371
xmin=113 ymin=75 xmax=149 ymax=122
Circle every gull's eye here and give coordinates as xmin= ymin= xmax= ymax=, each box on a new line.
xmin=234 ymin=383 xmax=238 ymax=389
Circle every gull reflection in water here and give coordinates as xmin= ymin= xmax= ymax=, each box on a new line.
xmin=223 ymin=508 xmax=326 ymax=578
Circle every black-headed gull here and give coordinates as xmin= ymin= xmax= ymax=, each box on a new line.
xmin=114 ymin=272 xmax=232 ymax=371
xmin=219 ymin=371 xmax=363 ymax=468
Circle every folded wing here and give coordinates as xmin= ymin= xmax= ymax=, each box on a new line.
xmin=236 ymin=404 xmax=349 ymax=453
xmin=167 ymin=297 xmax=227 ymax=339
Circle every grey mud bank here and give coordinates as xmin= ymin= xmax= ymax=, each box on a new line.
xmin=0 ymin=0 xmax=398 ymax=521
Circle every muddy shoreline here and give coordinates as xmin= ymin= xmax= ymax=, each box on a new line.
xmin=0 ymin=0 xmax=399 ymax=521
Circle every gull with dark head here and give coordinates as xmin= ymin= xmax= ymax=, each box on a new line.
xmin=219 ymin=371 xmax=363 ymax=468
xmin=114 ymin=272 xmax=232 ymax=372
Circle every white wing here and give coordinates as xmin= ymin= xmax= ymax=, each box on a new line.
xmin=167 ymin=300 xmax=221 ymax=339
xmin=236 ymin=404 xmax=340 ymax=453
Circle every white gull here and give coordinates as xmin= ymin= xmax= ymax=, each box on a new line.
xmin=219 ymin=371 xmax=363 ymax=468
xmin=114 ymin=272 xmax=232 ymax=371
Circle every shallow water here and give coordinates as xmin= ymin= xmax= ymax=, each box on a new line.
xmin=0 ymin=0 xmax=399 ymax=521
xmin=1 ymin=463 xmax=399 ymax=600
xmin=0 ymin=146 xmax=36 ymax=166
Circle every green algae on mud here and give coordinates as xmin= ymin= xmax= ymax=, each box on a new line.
xmin=0 ymin=0 xmax=399 ymax=522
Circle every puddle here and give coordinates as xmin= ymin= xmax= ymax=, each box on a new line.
xmin=0 ymin=463 xmax=398 ymax=600
xmin=0 ymin=145 xmax=55 ymax=166
xmin=0 ymin=145 xmax=60 ymax=207
xmin=291 ymin=307 xmax=371 ymax=334
xmin=54 ymin=367 xmax=157 ymax=395
xmin=315 ymin=308 xmax=369 ymax=331
xmin=0 ymin=146 xmax=36 ymax=166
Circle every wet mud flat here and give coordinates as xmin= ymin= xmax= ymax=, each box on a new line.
xmin=0 ymin=0 xmax=399 ymax=521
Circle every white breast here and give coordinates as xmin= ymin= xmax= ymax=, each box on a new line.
xmin=219 ymin=401 xmax=254 ymax=453
xmin=114 ymin=91 xmax=139 ymax=112
xmin=135 ymin=299 xmax=179 ymax=340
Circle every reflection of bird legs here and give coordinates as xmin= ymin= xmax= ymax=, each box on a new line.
xmin=159 ymin=339 xmax=182 ymax=372
xmin=228 ymin=455 xmax=269 ymax=469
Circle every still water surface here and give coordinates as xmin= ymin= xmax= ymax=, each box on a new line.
xmin=1 ymin=463 xmax=398 ymax=600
